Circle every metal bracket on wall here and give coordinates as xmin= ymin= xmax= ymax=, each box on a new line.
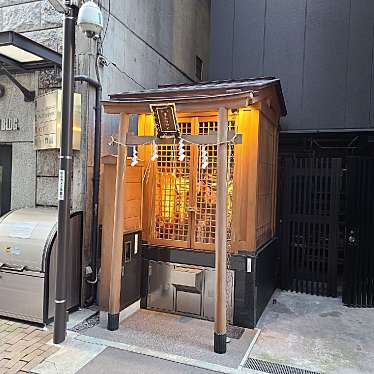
xmin=0 ymin=64 xmax=35 ymax=102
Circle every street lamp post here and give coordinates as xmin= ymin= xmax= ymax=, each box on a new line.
xmin=52 ymin=0 xmax=103 ymax=344
xmin=53 ymin=2 xmax=77 ymax=345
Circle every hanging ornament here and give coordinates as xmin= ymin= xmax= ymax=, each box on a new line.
xmin=151 ymin=140 xmax=158 ymax=161
xmin=201 ymin=144 xmax=208 ymax=169
xmin=178 ymin=138 xmax=185 ymax=161
xmin=131 ymin=146 xmax=138 ymax=167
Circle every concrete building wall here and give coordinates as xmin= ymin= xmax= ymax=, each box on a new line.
xmin=96 ymin=0 xmax=211 ymax=154
xmin=0 ymin=0 xmax=63 ymax=211
xmin=79 ymin=0 xmax=210 ymax=298
xmin=0 ymin=0 xmax=210 ymax=206
xmin=0 ymin=0 xmax=210 ymax=301
xmin=209 ymin=0 xmax=374 ymax=132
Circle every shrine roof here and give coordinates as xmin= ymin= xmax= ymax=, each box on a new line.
xmin=103 ymin=77 xmax=287 ymax=116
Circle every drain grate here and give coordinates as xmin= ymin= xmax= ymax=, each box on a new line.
xmin=244 ymin=358 xmax=321 ymax=374
xmin=70 ymin=312 xmax=100 ymax=332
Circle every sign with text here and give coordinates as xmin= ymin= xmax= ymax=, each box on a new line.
xmin=0 ymin=118 xmax=19 ymax=132
xmin=150 ymin=103 xmax=179 ymax=138
xmin=34 ymin=90 xmax=81 ymax=150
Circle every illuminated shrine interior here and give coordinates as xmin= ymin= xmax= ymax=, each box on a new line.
xmin=133 ymin=107 xmax=278 ymax=253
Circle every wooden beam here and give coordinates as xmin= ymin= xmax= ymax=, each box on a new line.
xmin=99 ymin=161 xmax=116 ymax=311
xmin=102 ymin=96 xmax=250 ymax=115
xmin=107 ymin=113 xmax=129 ymax=330
xmin=214 ymin=107 xmax=228 ymax=354
xmin=126 ymin=132 xmax=242 ymax=145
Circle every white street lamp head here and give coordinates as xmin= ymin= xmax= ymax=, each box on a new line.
xmin=77 ymin=1 xmax=103 ymax=39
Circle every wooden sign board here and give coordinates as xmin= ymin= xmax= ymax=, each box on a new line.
xmin=150 ymin=103 xmax=179 ymax=138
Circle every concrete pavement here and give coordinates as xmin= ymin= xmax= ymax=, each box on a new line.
xmin=3 ymin=291 xmax=373 ymax=373
xmin=28 ymin=309 xmax=260 ymax=374
xmin=250 ymin=290 xmax=374 ymax=374
xmin=77 ymin=348 xmax=218 ymax=374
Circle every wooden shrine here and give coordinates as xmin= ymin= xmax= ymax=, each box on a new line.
xmin=99 ymin=78 xmax=286 ymax=350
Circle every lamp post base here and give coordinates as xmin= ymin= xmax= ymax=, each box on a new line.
xmin=53 ymin=302 xmax=68 ymax=344
xmin=107 ymin=313 xmax=119 ymax=331
xmin=214 ymin=332 xmax=227 ymax=354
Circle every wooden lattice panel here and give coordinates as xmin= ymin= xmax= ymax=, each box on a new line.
xmin=154 ymin=122 xmax=192 ymax=243
xmin=194 ymin=120 xmax=236 ymax=247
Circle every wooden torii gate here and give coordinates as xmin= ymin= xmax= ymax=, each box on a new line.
xmin=107 ymin=107 xmax=242 ymax=354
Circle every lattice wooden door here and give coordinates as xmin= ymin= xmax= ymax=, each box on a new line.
xmin=152 ymin=122 xmax=193 ymax=248
xmin=192 ymin=118 xmax=236 ymax=250
xmin=151 ymin=117 xmax=236 ymax=250
xmin=280 ymin=157 xmax=342 ymax=297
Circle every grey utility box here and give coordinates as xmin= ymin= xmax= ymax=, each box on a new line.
xmin=0 ymin=208 xmax=82 ymax=324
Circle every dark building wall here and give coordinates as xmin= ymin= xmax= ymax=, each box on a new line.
xmin=209 ymin=0 xmax=374 ymax=131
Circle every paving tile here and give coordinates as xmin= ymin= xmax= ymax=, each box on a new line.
xmin=6 ymin=331 xmax=27 ymax=345
xmin=0 ymin=331 xmax=12 ymax=340
xmin=0 ymin=318 xmax=60 ymax=373
xmin=0 ymin=325 xmax=10 ymax=333
xmin=4 ymin=339 xmax=29 ymax=352
xmin=24 ymin=325 xmax=38 ymax=334
xmin=4 ymin=325 xmax=18 ymax=333
xmin=23 ymin=330 xmax=43 ymax=341
xmin=18 ymin=342 xmax=44 ymax=360
xmin=1 ymin=347 xmax=28 ymax=360
xmin=21 ymin=355 xmax=46 ymax=372
xmin=1 ymin=331 xmax=18 ymax=343
xmin=0 ymin=345 xmax=11 ymax=354
xmin=5 ymin=356 xmax=21 ymax=369
xmin=7 ymin=360 xmax=27 ymax=374
xmin=22 ymin=348 xmax=44 ymax=362
xmin=39 ymin=333 xmax=53 ymax=344
xmin=21 ymin=335 xmax=46 ymax=348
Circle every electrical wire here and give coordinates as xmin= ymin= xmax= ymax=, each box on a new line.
xmin=101 ymin=0 xmax=110 ymax=45
xmin=109 ymin=60 xmax=146 ymax=89
xmin=97 ymin=54 xmax=146 ymax=89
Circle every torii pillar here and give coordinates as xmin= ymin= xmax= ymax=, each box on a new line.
xmin=107 ymin=113 xmax=129 ymax=330
xmin=214 ymin=107 xmax=228 ymax=353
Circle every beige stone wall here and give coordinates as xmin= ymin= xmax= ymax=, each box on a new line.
xmin=0 ymin=0 xmax=63 ymax=210
xmin=0 ymin=0 xmax=211 ymax=301
xmin=75 ymin=0 xmax=211 ymax=300
xmin=0 ymin=0 xmax=211 ymax=210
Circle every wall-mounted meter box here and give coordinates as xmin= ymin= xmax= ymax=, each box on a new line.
xmin=34 ymin=90 xmax=81 ymax=151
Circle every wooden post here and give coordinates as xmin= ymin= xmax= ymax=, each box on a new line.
xmin=107 ymin=113 xmax=129 ymax=330
xmin=214 ymin=107 xmax=228 ymax=353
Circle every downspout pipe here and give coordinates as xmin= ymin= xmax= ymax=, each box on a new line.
xmin=74 ymin=75 xmax=102 ymax=305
